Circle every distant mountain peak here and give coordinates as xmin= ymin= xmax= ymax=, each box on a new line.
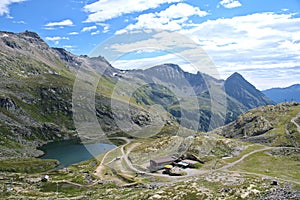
xmin=227 ymin=72 xmax=244 ymax=80
xmin=225 ymin=72 xmax=252 ymax=89
xmin=263 ymin=84 xmax=300 ymax=103
xmin=17 ymin=30 xmax=46 ymax=44
xmin=1 ymin=30 xmax=49 ymax=51
xmin=19 ymin=30 xmax=41 ymax=39
xmin=151 ymin=63 xmax=184 ymax=73
xmin=225 ymin=72 xmax=274 ymax=109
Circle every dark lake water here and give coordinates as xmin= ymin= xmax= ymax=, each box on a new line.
xmin=39 ymin=139 xmax=116 ymax=168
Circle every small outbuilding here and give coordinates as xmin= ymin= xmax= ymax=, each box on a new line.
xmin=181 ymin=159 xmax=199 ymax=168
xmin=177 ymin=161 xmax=189 ymax=168
xmin=41 ymin=175 xmax=50 ymax=182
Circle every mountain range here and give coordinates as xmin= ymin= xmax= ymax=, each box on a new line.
xmin=0 ymin=30 xmax=274 ymax=157
xmin=263 ymin=84 xmax=300 ymax=103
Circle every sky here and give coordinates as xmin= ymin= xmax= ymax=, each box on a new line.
xmin=1 ymin=0 xmax=300 ymax=90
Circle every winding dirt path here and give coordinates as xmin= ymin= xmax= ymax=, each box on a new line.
xmin=218 ymin=146 xmax=300 ymax=185
xmin=123 ymin=144 xmax=300 ymax=184
xmin=94 ymin=137 xmax=300 ymax=185
xmin=291 ymin=112 xmax=300 ymax=133
xmin=217 ymin=146 xmax=274 ymax=171
xmin=93 ymin=137 xmax=131 ymax=179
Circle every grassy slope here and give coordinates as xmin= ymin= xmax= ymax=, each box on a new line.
xmin=214 ymin=103 xmax=300 ymax=147
xmin=0 ymin=158 xmax=58 ymax=173
xmin=230 ymin=150 xmax=300 ymax=182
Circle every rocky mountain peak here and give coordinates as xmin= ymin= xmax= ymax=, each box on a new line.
xmin=18 ymin=30 xmax=47 ymax=45
xmin=149 ymin=63 xmax=184 ymax=74
xmin=19 ymin=30 xmax=42 ymax=40
xmin=226 ymin=72 xmax=245 ymax=81
xmin=225 ymin=72 xmax=274 ymax=109
xmin=0 ymin=30 xmax=49 ymax=51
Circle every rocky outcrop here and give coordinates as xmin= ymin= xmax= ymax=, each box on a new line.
xmin=258 ymin=185 xmax=300 ymax=200
xmin=131 ymin=111 xmax=152 ymax=126
xmin=213 ymin=103 xmax=300 ymax=147
xmin=0 ymin=97 xmax=16 ymax=111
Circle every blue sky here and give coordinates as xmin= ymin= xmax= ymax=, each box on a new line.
xmin=1 ymin=0 xmax=300 ymax=89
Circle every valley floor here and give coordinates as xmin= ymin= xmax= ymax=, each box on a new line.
xmin=1 ymin=135 xmax=300 ymax=199
xmin=1 ymin=104 xmax=300 ymax=199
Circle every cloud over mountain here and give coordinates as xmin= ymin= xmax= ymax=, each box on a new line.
xmin=83 ymin=0 xmax=181 ymax=23
xmin=44 ymin=19 xmax=74 ymax=27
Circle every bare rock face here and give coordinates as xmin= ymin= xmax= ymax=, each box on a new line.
xmin=131 ymin=111 xmax=152 ymax=126
xmin=235 ymin=115 xmax=273 ymax=137
xmin=219 ymin=112 xmax=273 ymax=139
xmin=258 ymin=185 xmax=300 ymax=200
xmin=0 ymin=97 xmax=16 ymax=111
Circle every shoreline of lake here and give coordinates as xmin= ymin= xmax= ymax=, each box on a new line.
xmin=38 ymin=139 xmax=116 ymax=169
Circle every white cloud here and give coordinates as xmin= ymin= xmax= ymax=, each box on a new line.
xmin=45 ymin=36 xmax=69 ymax=41
xmin=81 ymin=25 xmax=97 ymax=32
xmin=110 ymin=12 xmax=300 ymax=89
xmin=113 ymin=53 xmax=178 ymax=69
xmin=219 ymin=0 xmax=241 ymax=9
xmin=69 ymin=31 xmax=79 ymax=35
xmin=97 ymin=23 xmax=110 ymax=33
xmin=112 ymin=52 xmax=210 ymax=75
xmin=13 ymin=20 xmax=25 ymax=24
xmin=63 ymin=45 xmax=75 ymax=49
xmin=116 ymin=3 xmax=208 ymax=33
xmin=45 ymin=36 xmax=69 ymax=45
xmin=91 ymin=30 xmax=100 ymax=35
xmin=110 ymin=31 xmax=197 ymax=53
xmin=83 ymin=0 xmax=181 ymax=23
xmin=93 ymin=30 xmax=216 ymax=76
xmin=158 ymin=3 xmax=207 ymax=19
xmin=0 ymin=0 xmax=26 ymax=16
xmin=63 ymin=45 xmax=76 ymax=51
xmin=44 ymin=19 xmax=74 ymax=27
xmin=182 ymin=12 xmax=300 ymax=89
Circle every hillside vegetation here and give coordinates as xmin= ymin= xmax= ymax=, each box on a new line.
xmin=213 ymin=102 xmax=300 ymax=147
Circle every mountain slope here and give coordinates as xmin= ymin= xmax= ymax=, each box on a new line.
xmin=0 ymin=31 xmax=169 ymax=158
xmin=128 ymin=64 xmax=274 ymax=131
xmin=263 ymin=84 xmax=300 ymax=103
xmin=213 ymin=102 xmax=300 ymax=147
xmin=224 ymin=72 xmax=275 ymax=109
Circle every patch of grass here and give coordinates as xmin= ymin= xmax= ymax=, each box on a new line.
xmin=103 ymin=146 xmax=122 ymax=164
xmin=109 ymin=138 xmax=127 ymax=146
xmin=223 ymin=144 xmax=265 ymax=163
xmin=230 ymin=150 xmax=300 ymax=182
xmin=0 ymin=158 xmax=58 ymax=173
xmin=286 ymin=121 xmax=298 ymax=134
xmin=181 ymin=192 xmax=207 ymax=200
xmin=194 ymin=162 xmax=203 ymax=169
xmin=40 ymin=181 xmax=86 ymax=195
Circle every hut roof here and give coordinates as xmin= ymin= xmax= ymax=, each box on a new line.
xmin=151 ymin=156 xmax=178 ymax=164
